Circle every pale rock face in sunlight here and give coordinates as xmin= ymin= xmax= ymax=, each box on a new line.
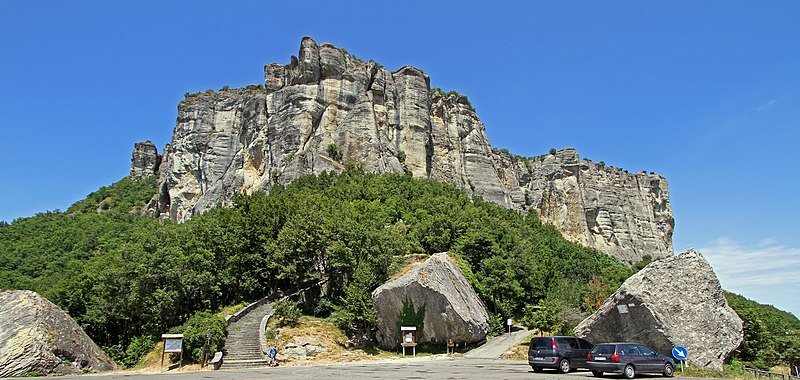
xmin=137 ymin=37 xmax=674 ymax=264
xmin=0 ymin=290 xmax=116 ymax=377
xmin=574 ymin=249 xmax=743 ymax=371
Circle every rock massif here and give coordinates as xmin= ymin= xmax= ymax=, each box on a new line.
xmin=573 ymin=249 xmax=743 ymax=370
xmin=0 ymin=290 xmax=116 ymax=377
xmin=371 ymin=252 xmax=490 ymax=349
xmin=137 ymin=37 xmax=674 ymax=263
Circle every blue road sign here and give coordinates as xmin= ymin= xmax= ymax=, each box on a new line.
xmin=672 ymin=346 xmax=688 ymax=360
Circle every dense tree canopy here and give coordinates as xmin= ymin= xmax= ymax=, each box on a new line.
xmin=725 ymin=292 xmax=800 ymax=369
xmin=1 ymin=168 xmax=796 ymax=369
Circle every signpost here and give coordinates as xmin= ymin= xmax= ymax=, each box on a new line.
xmin=161 ymin=334 xmax=184 ymax=372
xmin=507 ymin=318 xmax=512 ymax=334
xmin=672 ymin=346 xmax=688 ymax=373
xmin=400 ymin=326 xmax=417 ymax=357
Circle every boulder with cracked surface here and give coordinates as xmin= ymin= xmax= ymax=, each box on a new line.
xmin=573 ymin=249 xmax=743 ymax=370
xmin=371 ymin=252 xmax=490 ymax=349
xmin=0 ymin=290 xmax=116 ymax=377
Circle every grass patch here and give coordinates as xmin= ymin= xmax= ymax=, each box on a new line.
xmin=501 ymin=333 xmax=534 ymax=361
xmin=677 ymin=360 xmax=756 ymax=379
xmin=386 ymin=254 xmax=429 ymax=280
xmin=269 ymin=316 xmax=400 ymax=365
xmin=215 ymin=302 xmax=248 ymax=320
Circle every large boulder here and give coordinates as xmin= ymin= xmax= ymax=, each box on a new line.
xmin=372 ymin=252 xmax=489 ymax=348
xmin=0 ymin=290 xmax=116 ymax=377
xmin=573 ymin=249 xmax=743 ymax=370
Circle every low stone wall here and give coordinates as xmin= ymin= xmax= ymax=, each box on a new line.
xmin=226 ymin=296 xmax=272 ymax=324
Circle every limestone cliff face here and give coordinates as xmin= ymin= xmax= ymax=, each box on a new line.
xmin=142 ymin=37 xmax=673 ymax=264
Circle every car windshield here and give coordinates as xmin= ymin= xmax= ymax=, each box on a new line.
xmin=531 ymin=338 xmax=552 ymax=349
xmin=590 ymin=344 xmax=615 ymax=355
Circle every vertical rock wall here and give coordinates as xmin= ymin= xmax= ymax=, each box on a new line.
xmin=129 ymin=140 xmax=160 ymax=178
xmin=140 ymin=37 xmax=674 ymax=263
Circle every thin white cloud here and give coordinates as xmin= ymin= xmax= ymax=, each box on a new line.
xmin=755 ymin=99 xmax=777 ymax=112
xmin=696 ymin=238 xmax=800 ymax=317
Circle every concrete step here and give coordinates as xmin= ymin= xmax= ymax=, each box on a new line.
xmin=222 ymin=359 xmax=272 ymax=369
xmin=225 ymin=356 xmax=263 ymax=361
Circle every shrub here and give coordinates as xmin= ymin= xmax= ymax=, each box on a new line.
xmin=487 ymin=313 xmax=506 ymax=337
xmin=521 ymin=299 xmax=562 ymax=334
xmin=326 ymin=143 xmax=343 ymax=161
xmin=122 ymin=335 xmax=156 ymax=368
xmin=395 ymin=298 xmax=425 ymax=330
xmin=549 ymin=148 xmax=557 ymax=155
xmin=273 ymin=299 xmax=301 ymax=327
xmin=175 ymin=311 xmax=227 ymax=363
xmin=396 ymin=150 xmax=406 ymax=163
xmin=330 ymin=262 xmax=377 ymax=331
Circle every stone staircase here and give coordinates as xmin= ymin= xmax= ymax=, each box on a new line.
xmin=222 ymin=301 xmax=274 ymax=369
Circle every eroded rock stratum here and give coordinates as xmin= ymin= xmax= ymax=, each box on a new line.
xmin=137 ymin=37 xmax=673 ymax=264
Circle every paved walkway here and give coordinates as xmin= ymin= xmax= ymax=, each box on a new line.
xmin=464 ymin=326 xmax=530 ymax=359
xmin=222 ymin=301 xmax=274 ymax=368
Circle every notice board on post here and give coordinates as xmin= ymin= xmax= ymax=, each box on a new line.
xmin=161 ymin=334 xmax=184 ymax=371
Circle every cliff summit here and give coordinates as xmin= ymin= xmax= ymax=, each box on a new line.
xmin=133 ymin=37 xmax=673 ymax=264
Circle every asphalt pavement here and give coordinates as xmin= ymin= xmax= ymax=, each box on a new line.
xmin=25 ymin=357 xmax=709 ymax=380
xmin=465 ymin=327 xmax=530 ymax=359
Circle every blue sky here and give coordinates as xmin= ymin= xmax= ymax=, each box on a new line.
xmin=1 ymin=1 xmax=798 ymax=316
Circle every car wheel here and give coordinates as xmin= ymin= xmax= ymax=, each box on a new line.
xmin=662 ymin=363 xmax=674 ymax=377
xmin=558 ymin=358 xmax=571 ymax=373
xmin=623 ymin=364 xmax=636 ymax=379
xmin=592 ymin=370 xmax=604 ymax=377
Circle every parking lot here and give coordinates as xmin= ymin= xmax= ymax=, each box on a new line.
xmin=32 ymin=357 xmax=705 ymax=380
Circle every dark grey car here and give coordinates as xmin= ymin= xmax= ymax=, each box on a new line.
xmin=586 ymin=343 xmax=675 ymax=378
xmin=527 ymin=336 xmax=593 ymax=373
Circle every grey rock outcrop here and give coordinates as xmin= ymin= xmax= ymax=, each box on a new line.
xmin=129 ymin=140 xmax=160 ymax=178
xmin=147 ymin=37 xmax=673 ymax=264
xmin=282 ymin=336 xmax=326 ymax=360
xmin=371 ymin=252 xmax=489 ymax=349
xmin=0 ymin=290 xmax=116 ymax=377
xmin=573 ymin=249 xmax=743 ymax=370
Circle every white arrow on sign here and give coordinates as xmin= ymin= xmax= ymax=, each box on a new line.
xmin=672 ymin=346 xmax=688 ymax=359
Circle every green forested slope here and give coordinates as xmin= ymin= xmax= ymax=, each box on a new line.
xmin=2 ymin=168 xmax=797 ymax=370
xmin=725 ymin=292 xmax=800 ymax=369
xmin=0 ymin=169 xmax=629 ymax=362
